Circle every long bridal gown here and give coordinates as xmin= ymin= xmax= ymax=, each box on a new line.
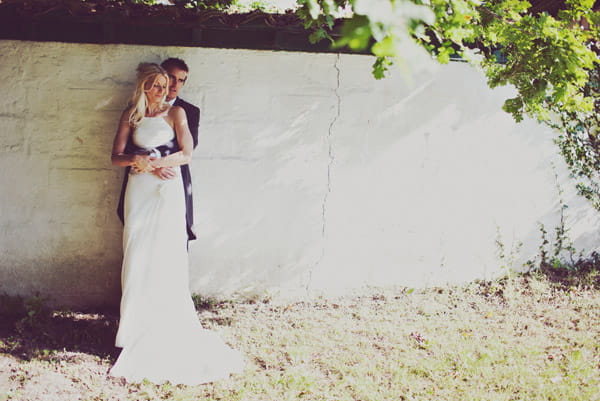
xmin=109 ymin=116 xmax=244 ymax=385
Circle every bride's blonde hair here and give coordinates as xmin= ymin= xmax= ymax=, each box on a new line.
xmin=128 ymin=63 xmax=169 ymax=127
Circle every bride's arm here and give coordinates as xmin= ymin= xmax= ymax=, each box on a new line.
xmin=111 ymin=108 xmax=153 ymax=171
xmin=152 ymin=107 xmax=193 ymax=168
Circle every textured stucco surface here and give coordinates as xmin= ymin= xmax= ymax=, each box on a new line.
xmin=1 ymin=40 xmax=598 ymax=307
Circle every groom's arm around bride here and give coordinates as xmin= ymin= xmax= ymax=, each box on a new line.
xmin=117 ymin=57 xmax=200 ymax=242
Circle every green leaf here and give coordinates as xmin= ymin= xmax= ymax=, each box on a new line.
xmin=436 ymin=45 xmax=455 ymax=64
xmin=372 ymin=57 xmax=393 ymax=80
xmin=334 ymin=15 xmax=372 ymax=50
xmin=306 ymin=0 xmax=321 ymax=20
xmin=503 ymin=97 xmax=525 ymax=121
xmin=372 ymin=36 xmax=397 ymax=58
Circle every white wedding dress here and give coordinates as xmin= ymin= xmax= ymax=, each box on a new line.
xmin=110 ymin=116 xmax=244 ymax=385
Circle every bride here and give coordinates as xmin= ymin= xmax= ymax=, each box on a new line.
xmin=109 ymin=63 xmax=243 ymax=385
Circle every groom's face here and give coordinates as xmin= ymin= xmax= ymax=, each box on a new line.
xmin=165 ymin=67 xmax=187 ymax=102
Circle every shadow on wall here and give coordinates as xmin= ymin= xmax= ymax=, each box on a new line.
xmin=0 ymin=41 xmax=151 ymax=307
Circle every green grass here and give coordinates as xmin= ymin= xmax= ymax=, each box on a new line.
xmin=1 ymin=271 xmax=599 ymax=401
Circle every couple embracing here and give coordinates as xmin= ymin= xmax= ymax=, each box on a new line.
xmin=110 ymin=58 xmax=244 ymax=385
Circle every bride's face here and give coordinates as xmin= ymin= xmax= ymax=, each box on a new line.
xmin=144 ymin=75 xmax=168 ymax=104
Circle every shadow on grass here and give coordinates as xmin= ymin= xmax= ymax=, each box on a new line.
xmin=1 ymin=255 xmax=598 ymax=365
xmin=0 ymin=297 xmax=120 ymax=362
xmin=0 ymin=294 xmax=234 ymax=363
xmin=531 ymin=251 xmax=600 ymax=290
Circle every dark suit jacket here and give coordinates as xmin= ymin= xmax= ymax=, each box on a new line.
xmin=117 ymin=97 xmax=201 ymax=242
xmin=174 ymin=97 xmax=200 ymax=149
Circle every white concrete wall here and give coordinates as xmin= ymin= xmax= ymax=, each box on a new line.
xmin=1 ymin=39 xmax=598 ymax=307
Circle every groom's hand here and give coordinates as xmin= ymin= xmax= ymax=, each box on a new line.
xmin=153 ymin=167 xmax=177 ymax=180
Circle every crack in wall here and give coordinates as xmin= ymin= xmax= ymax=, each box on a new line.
xmin=306 ymin=53 xmax=341 ymax=296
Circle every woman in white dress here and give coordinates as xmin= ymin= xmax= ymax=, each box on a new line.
xmin=109 ymin=63 xmax=243 ymax=385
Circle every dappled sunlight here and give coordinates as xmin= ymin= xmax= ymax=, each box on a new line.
xmin=0 ymin=309 xmax=120 ymax=361
xmin=2 ymin=273 xmax=599 ymax=400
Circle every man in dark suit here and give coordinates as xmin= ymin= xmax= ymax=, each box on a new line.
xmin=117 ymin=57 xmax=200 ymax=244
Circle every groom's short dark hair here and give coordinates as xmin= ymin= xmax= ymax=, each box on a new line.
xmin=161 ymin=58 xmax=189 ymax=72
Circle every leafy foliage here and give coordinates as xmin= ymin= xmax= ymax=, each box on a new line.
xmin=297 ymin=0 xmax=600 ymax=211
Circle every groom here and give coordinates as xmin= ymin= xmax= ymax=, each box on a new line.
xmin=117 ymin=57 xmax=200 ymax=243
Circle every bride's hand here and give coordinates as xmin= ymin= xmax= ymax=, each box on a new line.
xmin=131 ymin=155 xmax=154 ymax=173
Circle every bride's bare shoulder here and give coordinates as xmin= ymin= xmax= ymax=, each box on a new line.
xmin=167 ymin=105 xmax=186 ymax=120
xmin=168 ymin=105 xmax=184 ymax=114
